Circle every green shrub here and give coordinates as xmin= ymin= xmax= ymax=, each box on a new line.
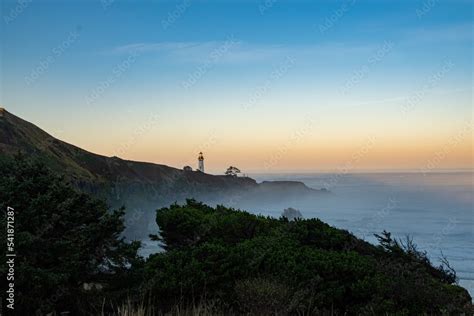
xmin=0 ymin=156 xmax=143 ymax=315
xmin=143 ymin=199 xmax=472 ymax=314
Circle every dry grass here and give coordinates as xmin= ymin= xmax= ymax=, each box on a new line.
xmin=101 ymin=298 xmax=230 ymax=316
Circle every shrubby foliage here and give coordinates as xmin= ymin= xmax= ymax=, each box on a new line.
xmin=0 ymin=156 xmax=143 ymax=315
xmin=144 ymin=200 xmax=472 ymax=315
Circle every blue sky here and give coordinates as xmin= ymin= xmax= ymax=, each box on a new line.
xmin=0 ymin=0 xmax=472 ymax=172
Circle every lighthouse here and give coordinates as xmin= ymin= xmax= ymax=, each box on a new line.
xmin=198 ymin=152 xmax=204 ymax=173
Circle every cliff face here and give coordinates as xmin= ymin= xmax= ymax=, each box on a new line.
xmin=0 ymin=108 xmax=324 ymax=238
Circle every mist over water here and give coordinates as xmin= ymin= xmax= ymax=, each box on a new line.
xmin=247 ymin=172 xmax=474 ymax=297
xmin=140 ymin=171 xmax=473 ymax=297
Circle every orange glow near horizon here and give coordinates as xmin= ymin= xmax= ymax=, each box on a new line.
xmin=9 ymin=88 xmax=472 ymax=174
xmin=64 ymin=123 xmax=473 ymax=174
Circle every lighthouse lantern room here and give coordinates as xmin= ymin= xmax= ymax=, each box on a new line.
xmin=198 ymin=152 xmax=204 ymax=173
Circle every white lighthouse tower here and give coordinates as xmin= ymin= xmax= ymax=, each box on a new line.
xmin=198 ymin=152 xmax=205 ymax=173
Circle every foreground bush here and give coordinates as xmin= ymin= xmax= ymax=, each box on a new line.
xmin=0 ymin=156 xmax=143 ymax=315
xmin=143 ymin=200 xmax=472 ymax=315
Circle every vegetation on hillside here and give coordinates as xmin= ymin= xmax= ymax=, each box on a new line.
xmin=0 ymin=156 xmax=143 ymax=315
xmin=0 ymin=156 xmax=471 ymax=315
xmin=143 ymin=200 xmax=471 ymax=315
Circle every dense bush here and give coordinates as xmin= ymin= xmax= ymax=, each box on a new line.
xmin=144 ymin=200 xmax=472 ymax=315
xmin=0 ymin=156 xmax=143 ymax=315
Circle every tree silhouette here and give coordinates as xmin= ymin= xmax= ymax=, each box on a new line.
xmin=225 ymin=166 xmax=241 ymax=177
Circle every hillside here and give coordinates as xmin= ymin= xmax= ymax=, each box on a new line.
xmin=0 ymin=107 xmax=256 ymax=188
xmin=0 ymin=108 xmax=324 ymax=237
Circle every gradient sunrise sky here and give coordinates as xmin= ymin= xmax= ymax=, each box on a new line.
xmin=0 ymin=0 xmax=472 ymax=173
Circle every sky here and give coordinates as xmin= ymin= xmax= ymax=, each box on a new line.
xmin=0 ymin=0 xmax=472 ymax=173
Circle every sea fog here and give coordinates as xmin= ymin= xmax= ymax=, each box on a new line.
xmin=140 ymin=171 xmax=473 ymax=297
xmin=247 ymin=172 xmax=474 ymax=297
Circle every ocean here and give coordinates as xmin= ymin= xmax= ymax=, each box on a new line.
xmin=249 ymin=172 xmax=474 ymax=297
xmin=140 ymin=171 xmax=473 ymax=297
